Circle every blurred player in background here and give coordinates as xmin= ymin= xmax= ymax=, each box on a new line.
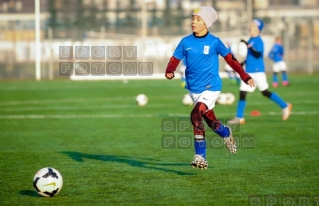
xmin=165 ymin=6 xmax=254 ymax=170
xmin=268 ymin=37 xmax=289 ymax=87
xmin=227 ymin=19 xmax=292 ymax=125
xmin=224 ymin=41 xmax=240 ymax=84
xmin=179 ymin=58 xmax=186 ymax=88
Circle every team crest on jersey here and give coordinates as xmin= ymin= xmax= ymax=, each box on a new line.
xmin=203 ymin=46 xmax=209 ymax=54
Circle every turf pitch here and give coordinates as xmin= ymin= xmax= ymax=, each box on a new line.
xmin=0 ymin=74 xmax=318 ymax=205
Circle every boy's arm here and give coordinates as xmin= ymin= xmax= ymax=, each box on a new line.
xmin=223 ymin=53 xmax=252 ymax=84
xmin=268 ymin=49 xmax=273 ymax=60
xmin=240 ymin=39 xmax=262 ymax=58
xmin=248 ymin=47 xmax=262 ymax=58
xmin=165 ymin=56 xmax=181 ymax=79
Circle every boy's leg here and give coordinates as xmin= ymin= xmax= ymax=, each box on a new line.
xmin=189 ymin=91 xmax=220 ymax=169
xmin=237 ymin=76 xmax=255 ymax=114
xmin=226 ymin=70 xmax=237 ymax=84
xmin=255 ymin=72 xmax=292 ymax=120
xmin=280 ymin=61 xmax=289 ymax=86
xmin=261 ymin=89 xmax=285 ymax=107
xmin=227 ymin=91 xmax=247 ymax=125
xmin=282 ymin=71 xmax=289 ymax=86
xmin=203 ymin=110 xmax=237 ymax=153
xmin=261 ymin=89 xmax=292 ymax=120
xmin=190 ymin=102 xmax=208 ymax=169
xmin=226 ymin=70 xmax=232 ymax=79
xmin=272 ymin=63 xmax=280 ymax=87
xmin=236 ymin=91 xmax=247 ymax=119
xmin=272 ymin=72 xmax=278 ymax=87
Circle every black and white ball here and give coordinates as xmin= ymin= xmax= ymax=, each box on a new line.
xmin=33 ymin=167 xmax=63 ymax=197
xmin=182 ymin=94 xmax=193 ymax=106
xmin=225 ymin=93 xmax=235 ymax=105
xmin=217 ymin=93 xmax=228 ymax=105
xmin=136 ymin=94 xmax=148 ymax=106
xmin=217 ymin=93 xmax=236 ymax=105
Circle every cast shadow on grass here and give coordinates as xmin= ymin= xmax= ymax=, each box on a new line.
xmin=61 ymin=151 xmax=195 ymax=176
xmin=19 ymin=190 xmax=39 ymax=197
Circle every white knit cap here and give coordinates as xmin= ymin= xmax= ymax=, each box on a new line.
xmin=192 ymin=6 xmax=218 ymax=29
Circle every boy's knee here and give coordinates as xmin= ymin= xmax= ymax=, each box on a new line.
xmin=261 ymin=89 xmax=271 ymax=98
xmin=239 ymin=91 xmax=247 ymax=100
xmin=190 ymin=102 xmax=208 ymax=119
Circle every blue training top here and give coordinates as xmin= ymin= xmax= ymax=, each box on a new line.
xmin=245 ymin=36 xmax=265 ymax=73
xmin=173 ymin=33 xmax=229 ymax=93
xmin=268 ymin=43 xmax=284 ymax=62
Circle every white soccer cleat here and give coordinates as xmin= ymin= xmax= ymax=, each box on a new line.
xmin=190 ymin=155 xmax=208 ymax=170
xmin=227 ymin=117 xmax=245 ymax=125
xmin=282 ymin=103 xmax=292 ymax=121
xmin=223 ymin=126 xmax=237 ymax=154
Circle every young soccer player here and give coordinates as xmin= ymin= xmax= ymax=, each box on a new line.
xmin=179 ymin=58 xmax=187 ymax=88
xmin=268 ymin=37 xmax=289 ymax=87
xmin=227 ymin=19 xmax=292 ymax=125
xmin=165 ymin=6 xmax=255 ymax=170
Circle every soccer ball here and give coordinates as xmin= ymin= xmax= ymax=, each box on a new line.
xmin=182 ymin=94 xmax=193 ymax=106
xmin=217 ymin=93 xmax=236 ymax=105
xmin=225 ymin=93 xmax=236 ymax=105
xmin=33 ymin=167 xmax=63 ymax=197
xmin=217 ymin=93 xmax=228 ymax=105
xmin=136 ymin=94 xmax=148 ymax=106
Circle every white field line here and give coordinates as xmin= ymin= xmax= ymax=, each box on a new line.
xmin=0 ymin=96 xmax=318 ymax=107
xmin=0 ymin=114 xmax=155 ymax=119
xmin=0 ymin=104 xmax=176 ymax=111
xmin=0 ymin=90 xmax=319 ymax=106
xmin=0 ymin=96 xmax=179 ymax=106
xmin=0 ymin=111 xmax=318 ymax=119
xmin=0 ymin=100 xmax=319 ymax=112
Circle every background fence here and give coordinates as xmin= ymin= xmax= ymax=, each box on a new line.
xmin=0 ymin=0 xmax=318 ymax=80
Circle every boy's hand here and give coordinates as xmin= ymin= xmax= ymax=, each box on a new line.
xmin=247 ymin=78 xmax=255 ymax=87
xmin=165 ymin=73 xmax=175 ymax=80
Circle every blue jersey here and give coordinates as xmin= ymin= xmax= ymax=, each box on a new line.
xmin=245 ymin=36 xmax=265 ymax=73
xmin=268 ymin=43 xmax=284 ymax=62
xmin=173 ymin=33 xmax=229 ymax=93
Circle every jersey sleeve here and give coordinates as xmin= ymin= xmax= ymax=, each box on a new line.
xmin=268 ymin=47 xmax=274 ymax=60
xmin=217 ymin=38 xmax=230 ymax=57
xmin=172 ymin=39 xmax=185 ymax=61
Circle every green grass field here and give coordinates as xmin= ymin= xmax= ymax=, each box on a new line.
xmin=0 ymin=74 xmax=319 ymax=205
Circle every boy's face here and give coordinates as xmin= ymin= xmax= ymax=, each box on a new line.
xmin=249 ymin=22 xmax=260 ymax=37
xmin=191 ymin=15 xmax=207 ymax=34
xmin=276 ymin=38 xmax=282 ymax=44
